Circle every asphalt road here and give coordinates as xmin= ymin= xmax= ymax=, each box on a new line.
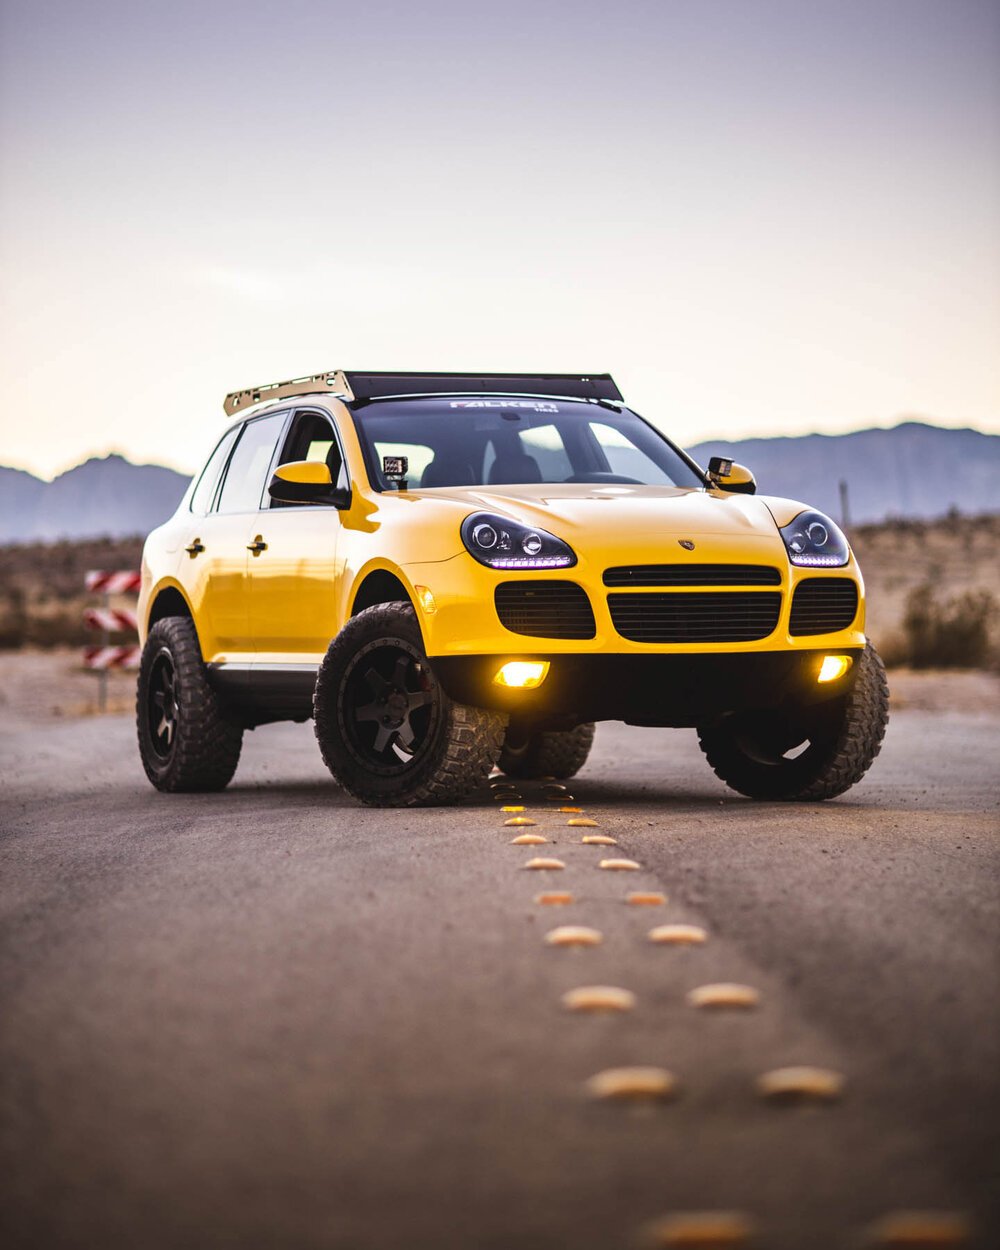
xmin=2 ymin=696 xmax=999 ymax=1249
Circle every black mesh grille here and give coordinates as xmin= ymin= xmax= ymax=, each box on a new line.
xmin=495 ymin=581 xmax=596 ymax=640
xmin=604 ymin=564 xmax=781 ymax=587
xmin=789 ymin=578 xmax=859 ymax=636
xmin=607 ymin=591 xmax=781 ymax=643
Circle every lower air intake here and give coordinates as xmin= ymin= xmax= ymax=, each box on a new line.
xmin=495 ymin=581 xmax=596 ymax=640
xmin=789 ymin=578 xmax=859 ymax=635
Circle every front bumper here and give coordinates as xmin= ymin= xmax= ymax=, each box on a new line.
xmin=432 ymin=648 xmax=864 ymax=727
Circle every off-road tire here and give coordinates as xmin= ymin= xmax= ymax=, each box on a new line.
xmin=499 ymin=722 xmax=596 ymax=780
xmin=697 ymin=642 xmax=889 ymax=801
xmin=136 ymin=616 xmax=243 ymax=792
xmin=314 ymin=602 xmax=507 ymax=806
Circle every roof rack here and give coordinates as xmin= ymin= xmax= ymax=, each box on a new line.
xmin=223 ymin=370 xmax=622 ymax=415
xmin=223 ymin=370 xmax=352 ymax=417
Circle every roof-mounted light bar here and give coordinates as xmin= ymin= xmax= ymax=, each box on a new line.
xmin=223 ymin=370 xmax=353 ymax=417
xmin=223 ymin=370 xmax=622 ymax=417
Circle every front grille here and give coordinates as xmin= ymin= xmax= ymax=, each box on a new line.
xmin=495 ymin=581 xmax=596 ymax=640
xmin=604 ymin=564 xmax=781 ymax=587
xmin=607 ymin=591 xmax=781 ymax=643
xmin=789 ymin=578 xmax=859 ymax=636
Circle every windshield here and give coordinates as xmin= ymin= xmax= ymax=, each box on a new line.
xmin=351 ymin=397 xmax=704 ymax=491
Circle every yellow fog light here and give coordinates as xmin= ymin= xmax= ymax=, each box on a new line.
xmin=493 ymin=661 xmax=550 ymax=689
xmin=817 ymin=655 xmax=852 ymax=683
xmin=413 ymin=584 xmax=437 ymax=615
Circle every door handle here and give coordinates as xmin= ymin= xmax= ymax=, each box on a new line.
xmin=185 ymin=539 xmax=205 ymax=557
xmin=247 ymin=536 xmax=268 ymax=555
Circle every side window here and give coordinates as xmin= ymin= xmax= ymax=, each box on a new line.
xmin=590 ymin=421 xmax=674 ymax=484
xmin=189 ymin=426 xmax=240 ymax=515
xmin=216 ymin=413 xmax=286 ymax=514
xmin=270 ymin=410 xmax=347 ymax=507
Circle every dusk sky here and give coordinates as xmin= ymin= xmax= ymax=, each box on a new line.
xmin=1 ymin=0 xmax=998 ymax=479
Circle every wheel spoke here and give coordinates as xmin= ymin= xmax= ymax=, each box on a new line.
xmin=372 ymin=724 xmax=393 ymax=753
xmin=407 ymin=690 xmax=432 ymax=711
xmin=355 ymin=702 xmax=383 ymax=725
xmin=152 ymin=691 xmax=167 ymax=710
xmin=396 ymin=719 xmax=416 ymax=749
xmin=392 ymin=654 xmax=411 ymax=688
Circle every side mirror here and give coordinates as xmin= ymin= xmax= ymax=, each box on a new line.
xmin=268 ymin=460 xmax=352 ymax=508
xmin=707 ymin=456 xmax=756 ymax=495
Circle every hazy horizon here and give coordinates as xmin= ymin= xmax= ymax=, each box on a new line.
xmin=3 ymin=413 xmax=992 ymax=484
xmin=2 ymin=0 xmax=998 ymax=479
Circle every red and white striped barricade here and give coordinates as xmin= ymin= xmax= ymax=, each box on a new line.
xmin=83 ymin=569 xmax=142 ymax=708
xmin=82 ymin=645 xmax=141 ymax=670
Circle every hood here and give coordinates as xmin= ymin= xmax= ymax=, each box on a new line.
xmin=403 ymin=483 xmax=792 ymax=567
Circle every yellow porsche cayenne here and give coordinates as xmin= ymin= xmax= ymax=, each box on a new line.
xmin=136 ymin=370 xmax=888 ymax=806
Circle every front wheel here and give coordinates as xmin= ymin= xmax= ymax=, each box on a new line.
xmin=697 ymin=643 xmax=889 ymax=801
xmin=314 ymin=602 xmax=507 ymax=806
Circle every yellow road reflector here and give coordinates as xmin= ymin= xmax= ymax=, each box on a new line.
xmin=558 ymin=805 xmax=584 ymax=813
xmin=545 ymin=925 xmax=603 ymax=947
xmin=562 ymin=985 xmax=636 ymax=1013
xmin=535 ymin=890 xmax=574 ymax=905
xmin=649 ymin=924 xmax=707 ymax=944
xmin=817 ymin=653 xmax=853 ymax=683
xmin=627 ymin=891 xmax=667 ymax=906
xmin=500 ymin=804 xmax=526 ymax=812
xmin=523 ymin=857 xmax=565 ymax=871
xmin=599 ymin=858 xmax=641 ymax=871
xmin=494 ymin=660 xmax=550 ymax=688
xmin=581 ymin=834 xmax=617 ymax=845
xmin=510 ymin=832 xmax=548 ymax=845
xmin=756 ymin=1066 xmax=844 ymax=1103
xmin=585 ymin=1066 xmax=677 ymax=1102
xmin=504 ymin=816 xmax=537 ymax=827
xmin=687 ymin=983 xmax=760 ymax=1010
xmin=865 ymin=1211 xmax=972 ymax=1246
xmin=569 ymin=817 xmax=601 ymax=828
xmin=641 ymin=1211 xmax=755 ymax=1247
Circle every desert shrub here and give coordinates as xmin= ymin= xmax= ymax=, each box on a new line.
xmin=901 ymin=584 xmax=996 ymax=669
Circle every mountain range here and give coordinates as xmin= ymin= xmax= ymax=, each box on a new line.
xmin=0 ymin=421 xmax=996 ymax=544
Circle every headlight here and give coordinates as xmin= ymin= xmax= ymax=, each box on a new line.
xmin=461 ymin=512 xmax=576 ymax=569
xmin=779 ymin=509 xmax=850 ymax=567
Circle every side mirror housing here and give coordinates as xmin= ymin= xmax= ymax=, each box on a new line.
xmin=707 ymin=456 xmax=756 ymax=495
xmin=268 ymin=460 xmax=352 ymax=508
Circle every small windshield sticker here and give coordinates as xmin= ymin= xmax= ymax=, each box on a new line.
xmin=449 ymin=400 xmax=559 ymax=413
xmin=383 ymin=455 xmax=408 ymax=479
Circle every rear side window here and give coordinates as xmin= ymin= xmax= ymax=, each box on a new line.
xmin=216 ymin=413 xmax=286 ymax=514
xmin=189 ymin=426 xmax=240 ymax=515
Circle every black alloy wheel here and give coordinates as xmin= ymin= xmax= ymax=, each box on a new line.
xmin=146 ymin=648 xmax=180 ymax=761
xmin=314 ymin=602 xmax=507 ymax=806
xmin=136 ymin=616 xmax=243 ymax=792
xmin=341 ymin=639 xmax=438 ymax=772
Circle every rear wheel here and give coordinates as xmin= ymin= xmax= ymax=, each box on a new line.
xmin=499 ymin=722 xmax=596 ymax=780
xmin=136 ymin=616 xmax=243 ymax=792
xmin=314 ymin=602 xmax=507 ymax=806
xmin=697 ymin=643 xmax=889 ymax=801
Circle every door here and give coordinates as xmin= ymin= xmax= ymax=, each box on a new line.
xmin=248 ymin=408 xmax=347 ymax=662
xmin=194 ymin=411 xmax=289 ymax=661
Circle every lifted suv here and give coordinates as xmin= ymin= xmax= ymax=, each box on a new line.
xmin=137 ymin=370 xmax=888 ymax=805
